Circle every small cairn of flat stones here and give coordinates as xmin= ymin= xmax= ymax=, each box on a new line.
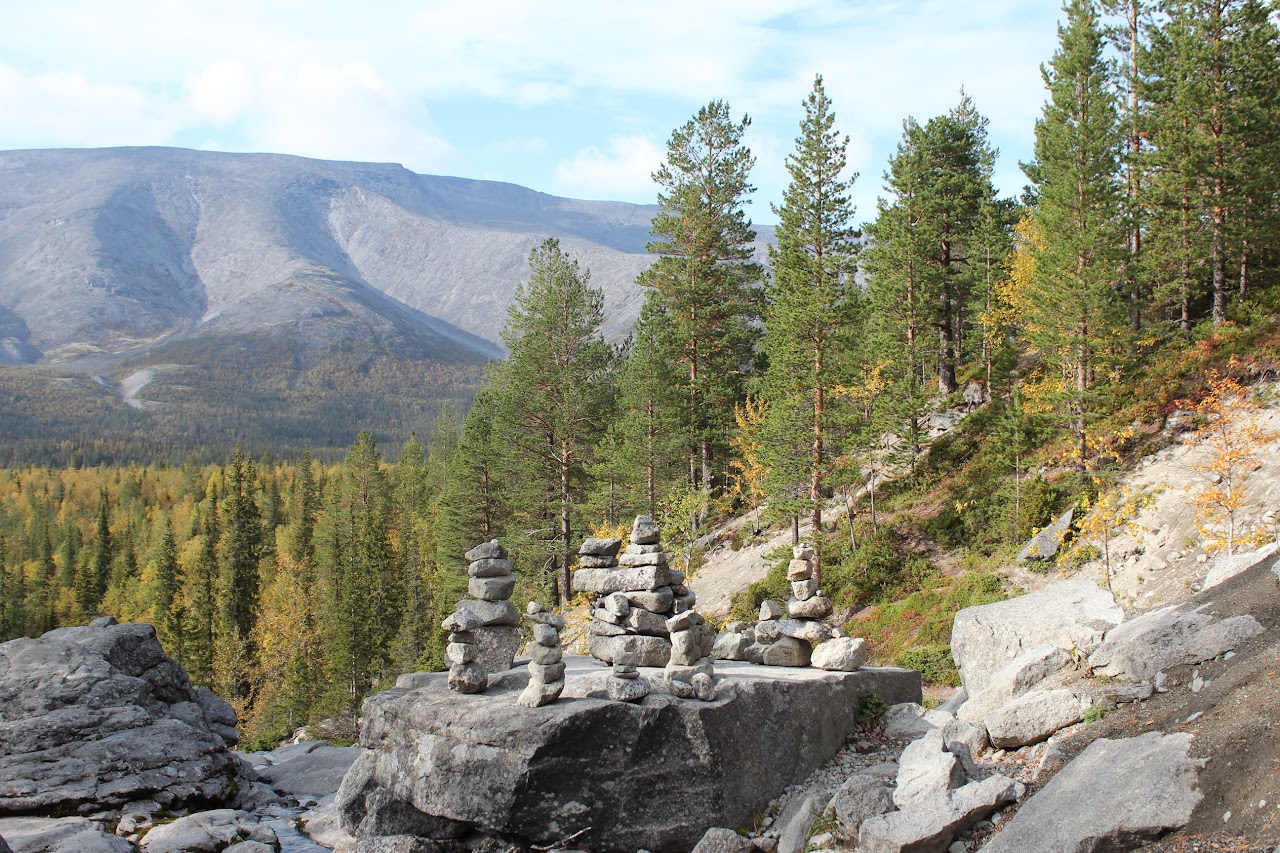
xmin=605 ymin=648 xmax=650 ymax=702
xmin=443 ymin=606 xmax=487 ymax=694
xmin=458 ymin=539 xmax=521 ymax=673
xmin=518 ymin=602 xmax=566 ymax=708
xmin=574 ymin=516 xmax=704 ymax=667
xmin=665 ymin=611 xmax=716 ymax=701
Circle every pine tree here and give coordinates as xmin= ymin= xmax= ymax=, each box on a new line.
xmin=493 ymin=238 xmax=616 ymax=602
xmin=220 ymin=446 xmax=264 ymax=642
xmin=152 ymin=517 xmax=180 ymax=653
xmin=1021 ymin=0 xmax=1126 ymax=462
xmin=641 ymin=100 xmax=763 ymax=509
xmin=81 ymin=490 xmax=111 ymax=617
xmin=289 ymin=446 xmax=320 ymax=564
xmin=759 ymin=74 xmax=861 ymax=578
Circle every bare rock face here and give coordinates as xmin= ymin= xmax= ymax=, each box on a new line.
xmin=981 ymin=732 xmax=1203 ymax=852
xmin=0 ymin=620 xmax=242 ymax=815
xmin=336 ymin=657 xmax=921 ymax=853
xmin=1089 ymin=604 xmax=1264 ymax=683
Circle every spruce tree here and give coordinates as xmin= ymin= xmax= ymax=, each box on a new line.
xmin=641 ymin=101 xmax=763 ymax=510
xmin=759 ymin=75 xmax=860 ymax=578
xmin=220 ymin=446 xmax=264 ymax=642
xmin=153 ymin=517 xmax=180 ymax=653
xmin=1021 ymin=0 xmax=1125 ymax=462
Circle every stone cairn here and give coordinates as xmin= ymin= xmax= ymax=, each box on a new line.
xmin=442 ymin=539 xmax=522 ymax=694
xmin=665 ymin=610 xmax=717 ymax=701
xmin=711 ymin=544 xmax=868 ymax=672
xmin=573 ymin=515 xmax=704 ymax=667
xmin=519 ymin=602 xmax=566 ymax=708
xmin=605 ymin=648 xmax=650 ymax=702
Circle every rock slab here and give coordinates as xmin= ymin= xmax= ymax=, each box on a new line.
xmin=336 ymin=657 xmax=921 ymax=853
xmin=0 ymin=622 xmax=241 ymax=815
xmin=981 ymin=732 xmax=1203 ymax=852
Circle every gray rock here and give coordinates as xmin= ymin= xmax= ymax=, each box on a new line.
xmin=893 ymin=729 xmax=968 ymax=808
xmin=755 ymin=619 xmax=781 ymax=642
xmin=467 ymin=557 xmax=514 ymax=577
xmin=776 ymin=618 xmax=832 ymax=644
xmin=603 ymin=593 xmax=631 ymax=617
xmin=775 ymin=792 xmax=831 ymax=853
xmin=297 ymin=794 xmax=355 ymax=851
xmin=529 ymin=644 xmax=563 ymax=665
xmin=711 ymin=631 xmax=751 ymax=661
xmin=467 ymin=574 xmax=516 ymax=601
xmin=811 ymin=637 xmax=867 ymax=671
xmin=981 ymin=732 xmax=1202 ymax=852
xmin=465 ymin=540 xmax=507 ymax=561
xmin=1016 ymin=507 xmax=1074 ymax=563
xmin=985 ymin=689 xmax=1087 ymax=748
xmin=950 ymin=577 xmax=1122 ymax=695
xmin=223 ymin=842 xmax=275 ymax=853
xmin=673 ymin=590 xmax=698 ymax=612
xmin=524 ymin=607 xmax=566 ymax=630
xmin=1089 ymin=604 xmax=1265 ymax=683
xmin=529 ymin=662 xmax=565 ymax=683
xmin=743 ymin=643 xmax=768 ymax=665
xmin=941 ymin=719 xmax=988 ymax=756
xmin=606 ymin=675 xmax=651 ymax=702
xmin=858 ymin=773 xmax=1023 ymax=853
xmin=588 ymin=633 xmax=672 ymax=667
xmin=827 ymin=774 xmax=893 ymax=838
xmin=936 ymin=687 xmax=967 ymax=715
xmin=956 ymin=643 xmax=1073 ymax=726
xmin=668 ymin=678 xmax=696 ymax=699
xmin=786 ymin=595 xmax=833 ymax=620
xmin=454 ymin=599 xmax=519 ymax=628
xmin=631 ymin=515 xmax=661 ymax=545
xmin=626 ymin=607 xmax=672 ymax=637
xmin=665 ymin=660 xmax=715 ymax=683
xmin=691 ymin=827 xmax=754 ymax=853
xmin=787 ymin=559 xmax=814 ymax=581
xmin=626 ymin=587 xmax=674 ymax=613
xmin=762 ymin=637 xmax=812 ymax=667
xmin=573 ymin=566 xmax=671 ymax=594
xmin=337 ymin=657 xmax=921 ymax=853
xmin=258 ymin=743 xmax=361 ymax=798
xmin=670 ymin=631 xmax=701 ymax=666
xmin=791 ymin=579 xmax=819 ymax=601
xmin=880 ymin=702 xmax=954 ymax=739
xmin=0 ymin=622 xmax=241 ymax=814
xmin=619 ymin=551 xmax=669 ymax=568
xmin=440 ymin=608 xmax=483 ymax=633
xmin=1203 ymin=541 xmax=1279 ymax=588
xmin=692 ymin=673 xmax=716 ymax=702
xmin=667 ymin=611 xmax=698 ymax=632
xmin=580 ymin=537 xmax=622 ymax=558
xmin=517 ymin=678 xmax=564 ymax=708
xmin=759 ymin=600 xmax=784 ymax=622
xmin=445 ymin=642 xmax=475 ymax=665
xmin=579 ymin=555 xmax=620 ymax=568
xmin=447 ymin=663 xmax=487 ymax=694
xmin=139 ymin=809 xmax=277 ymax=853
xmin=533 ymin=623 xmax=560 ymax=647
xmin=0 ymin=817 xmax=133 ymax=853
xmin=471 ymin=625 xmax=520 ymax=673
xmin=588 ymin=619 xmax=627 ymax=638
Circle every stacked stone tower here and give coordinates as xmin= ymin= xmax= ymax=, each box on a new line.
xmin=457 ymin=539 xmax=521 ymax=673
xmin=574 ymin=515 xmax=706 ymax=667
xmin=518 ymin=602 xmax=566 ymax=708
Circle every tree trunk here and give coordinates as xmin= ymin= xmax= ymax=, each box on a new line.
xmin=811 ymin=344 xmax=824 ymax=585
xmin=560 ymin=441 xmax=572 ymax=605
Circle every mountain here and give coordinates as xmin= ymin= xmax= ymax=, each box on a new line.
xmin=0 ymin=147 xmax=763 ymax=463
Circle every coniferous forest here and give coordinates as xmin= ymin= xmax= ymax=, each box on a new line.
xmin=3 ymin=0 xmax=1280 ymax=745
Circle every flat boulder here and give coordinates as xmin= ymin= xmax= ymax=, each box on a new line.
xmin=0 ymin=622 xmax=242 ymax=815
xmin=956 ymin=644 xmax=1072 ymax=726
xmin=950 ymin=578 xmax=1121 ymax=695
xmin=984 ymin=688 xmax=1087 ymax=748
xmin=336 ymin=656 xmax=920 ymax=853
xmin=0 ymin=817 xmax=133 ymax=853
xmin=981 ymin=732 xmax=1202 ymax=852
xmin=139 ymin=809 xmax=278 ymax=853
xmin=255 ymin=741 xmax=361 ymax=798
xmin=858 ymin=774 xmax=1023 ymax=853
xmin=1089 ymin=604 xmax=1265 ymax=683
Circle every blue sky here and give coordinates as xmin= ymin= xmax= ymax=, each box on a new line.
xmin=0 ymin=1 xmax=1064 ymax=225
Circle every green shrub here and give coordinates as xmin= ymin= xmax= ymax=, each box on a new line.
xmin=856 ymin=691 xmax=889 ymax=724
xmin=896 ymin=644 xmax=960 ymax=687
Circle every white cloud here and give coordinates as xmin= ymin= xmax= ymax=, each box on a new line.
xmin=552 ymin=137 xmax=664 ymax=201
xmin=183 ymin=62 xmax=253 ymax=124
xmin=0 ymin=64 xmax=177 ymax=148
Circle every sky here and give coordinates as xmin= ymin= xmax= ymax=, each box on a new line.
xmin=0 ymin=1 xmax=1066 ymax=226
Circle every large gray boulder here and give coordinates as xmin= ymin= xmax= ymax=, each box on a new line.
xmin=1089 ymin=604 xmax=1265 ymax=683
xmin=892 ymin=729 xmax=967 ymax=809
xmin=981 ymin=732 xmax=1203 ymax=852
xmin=139 ymin=809 xmax=278 ymax=853
xmin=254 ymin=741 xmax=361 ymax=798
xmin=827 ymin=774 xmax=894 ymax=839
xmin=950 ymin=578 xmax=1122 ymax=695
xmin=1203 ymin=541 xmax=1279 ymax=589
xmin=691 ymin=828 xmax=756 ymax=853
xmin=956 ymin=644 xmax=1072 ymax=726
xmin=0 ymin=621 xmax=242 ymax=815
xmin=857 ymin=774 xmax=1023 ymax=853
xmin=984 ymin=689 xmax=1088 ymax=748
xmin=336 ymin=657 xmax=920 ymax=853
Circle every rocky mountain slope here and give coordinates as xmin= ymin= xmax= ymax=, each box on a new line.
xmin=0 ymin=147 xmax=773 ymax=460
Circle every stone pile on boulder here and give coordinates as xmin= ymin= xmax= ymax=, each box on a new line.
xmin=518 ymin=602 xmax=566 ymax=708
xmin=604 ymin=648 xmax=651 ymax=702
xmin=458 ymin=539 xmax=521 ymax=672
xmin=575 ymin=516 xmax=698 ymax=666
xmin=665 ymin=611 xmax=716 ymax=700
xmin=442 ymin=607 xmax=487 ymax=694
xmin=735 ymin=546 xmax=849 ymax=669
